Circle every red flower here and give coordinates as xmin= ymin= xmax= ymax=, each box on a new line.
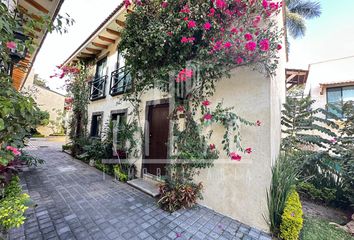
xmin=244 ymin=33 xmax=253 ymax=41
xmin=167 ymin=31 xmax=173 ymax=36
xmin=181 ymin=37 xmax=189 ymax=43
xmin=187 ymin=20 xmax=197 ymax=29
xmin=277 ymin=44 xmax=282 ymax=50
xmin=245 ymin=41 xmax=257 ymax=51
xmin=224 ymin=42 xmax=232 ymax=48
xmin=202 ymin=100 xmax=211 ymax=106
xmin=204 ymin=22 xmax=211 ymax=31
xmin=259 ymin=39 xmax=270 ymax=51
xmin=210 ymin=144 xmax=215 ymax=150
xmin=65 ymin=97 xmax=74 ymax=104
xmin=6 ymin=41 xmax=16 ymax=50
xmin=203 ymin=113 xmax=212 ymax=121
xmin=216 ymin=0 xmax=227 ymax=9
xmin=253 ymin=16 xmax=261 ymax=27
xmin=6 ymin=146 xmax=21 ymax=156
xmin=124 ymin=0 xmax=131 ymax=8
xmin=176 ymin=105 xmax=185 ymax=112
xmin=230 ymin=152 xmax=241 ymax=161
xmin=262 ymin=0 xmax=269 ymax=9
xmin=161 ymin=1 xmax=168 ymax=8
xmin=180 ymin=5 xmax=190 ymax=13
xmin=231 ymin=28 xmax=238 ymax=34
xmin=256 ymin=120 xmax=261 ymax=126
xmin=208 ymin=8 xmax=215 ymax=17
xmin=176 ymin=68 xmax=193 ymax=82
xmin=236 ymin=57 xmax=244 ymax=64
xmin=245 ymin=148 xmax=252 ymax=154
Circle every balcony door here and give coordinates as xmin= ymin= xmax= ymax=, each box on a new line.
xmin=91 ymin=57 xmax=107 ymax=99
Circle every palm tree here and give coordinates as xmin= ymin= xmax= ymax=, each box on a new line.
xmin=286 ymin=0 xmax=322 ymax=38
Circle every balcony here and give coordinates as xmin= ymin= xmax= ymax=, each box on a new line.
xmin=89 ymin=75 xmax=107 ymax=101
xmin=109 ymin=66 xmax=132 ymax=96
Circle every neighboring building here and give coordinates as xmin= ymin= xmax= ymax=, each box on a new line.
xmin=22 ymin=69 xmax=65 ymax=136
xmin=63 ymin=4 xmax=286 ymax=231
xmin=2 ymin=0 xmax=64 ymax=90
xmin=304 ymin=56 xmax=354 ymax=118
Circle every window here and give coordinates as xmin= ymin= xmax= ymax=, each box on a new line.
xmin=110 ymin=51 xmax=132 ymax=95
xmin=90 ymin=57 xmax=107 ymax=100
xmin=327 ymin=86 xmax=354 ymax=118
xmin=111 ymin=111 xmax=127 ymax=148
xmin=90 ymin=113 xmax=103 ymax=138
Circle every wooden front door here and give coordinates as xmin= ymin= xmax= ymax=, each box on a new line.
xmin=145 ymin=103 xmax=169 ymax=176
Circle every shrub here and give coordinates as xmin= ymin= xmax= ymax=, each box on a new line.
xmin=280 ymin=189 xmax=303 ymax=240
xmin=267 ymin=154 xmax=300 ymax=234
xmin=297 ymin=182 xmax=336 ymax=204
xmin=0 ymin=177 xmax=30 ymax=231
xmin=113 ymin=165 xmax=128 ymax=182
xmin=18 ymin=151 xmax=45 ymax=167
xmin=62 ymin=144 xmax=72 ymax=151
xmin=158 ymin=181 xmax=203 ymax=213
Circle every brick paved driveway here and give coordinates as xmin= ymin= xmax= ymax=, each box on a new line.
xmin=10 ymin=138 xmax=271 ymax=240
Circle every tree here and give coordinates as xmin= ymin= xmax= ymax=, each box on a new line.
xmin=286 ymin=0 xmax=321 ymax=38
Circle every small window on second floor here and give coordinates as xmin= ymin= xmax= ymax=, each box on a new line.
xmin=327 ymin=86 xmax=354 ymax=118
xmin=90 ymin=113 xmax=103 ymax=138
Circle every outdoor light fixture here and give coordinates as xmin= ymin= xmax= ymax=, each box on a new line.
xmin=7 ymin=31 xmax=29 ymax=76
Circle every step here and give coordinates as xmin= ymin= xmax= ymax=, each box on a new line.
xmin=127 ymin=178 xmax=160 ymax=197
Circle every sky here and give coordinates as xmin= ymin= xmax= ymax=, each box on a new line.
xmin=33 ymin=0 xmax=354 ymax=93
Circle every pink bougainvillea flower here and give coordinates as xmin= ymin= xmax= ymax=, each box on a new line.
xmin=6 ymin=146 xmax=21 ymax=156
xmin=213 ymin=40 xmax=223 ymax=52
xmin=256 ymin=120 xmax=261 ymax=126
xmin=176 ymin=233 xmax=182 ymax=238
xmin=180 ymin=5 xmax=190 ymax=13
xmin=224 ymin=42 xmax=232 ymax=48
xmin=187 ymin=20 xmax=197 ymax=29
xmin=181 ymin=37 xmax=189 ymax=43
xmin=231 ymin=28 xmax=238 ymax=34
xmin=176 ymin=105 xmax=185 ymax=112
xmin=208 ymin=8 xmax=215 ymax=17
xmin=245 ymin=148 xmax=252 ymax=154
xmin=259 ymin=39 xmax=270 ymax=51
xmin=161 ymin=1 xmax=168 ymax=8
xmin=6 ymin=41 xmax=17 ymax=50
xmin=216 ymin=0 xmax=227 ymax=9
xmin=204 ymin=22 xmax=211 ymax=31
xmin=188 ymin=37 xmax=195 ymax=43
xmin=124 ymin=0 xmax=131 ymax=8
xmin=253 ymin=16 xmax=261 ymax=27
xmin=330 ymin=138 xmax=337 ymax=144
xmin=210 ymin=144 xmax=216 ymax=151
xmin=244 ymin=33 xmax=253 ymax=41
xmin=65 ymin=97 xmax=74 ymax=104
xmin=135 ymin=0 xmax=142 ymax=6
xmin=230 ymin=152 xmax=242 ymax=161
xmin=236 ymin=57 xmax=244 ymax=64
xmin=245 ymin=41 xmax=257 ymax=51
xmin=203 ymin=113 xmax=213 ymax=121
xmin=262 ymin=0 xmax=269 ymax=9
xmin=176 ymin=68 xmax=193 ymax=82
xmin=167 ymin=31 xmax=173 ymax=36
xmin=277 ymin=44 xmax=282 ymax=50
xmin=202 ymin=100 xmax=211 ymax=106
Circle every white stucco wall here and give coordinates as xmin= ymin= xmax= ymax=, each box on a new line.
xmin=305 ymin=56 xmax=354 ymax=110
xmin=23 ymin=69 xmax=65 ymax=136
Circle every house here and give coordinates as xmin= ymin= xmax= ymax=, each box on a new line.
xmin=63 ymin=3 xmax=286 ymax=231
xmin=22 ymin=68 xmax=66 ymax=136
xmin=304 ymin=56 xmax=354 ymax=117
xmin=1 ymin=0 xmax=64 ymax=90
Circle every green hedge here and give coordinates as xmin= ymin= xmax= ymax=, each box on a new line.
xmin=280 ymin=189 xmax=304 ymax=240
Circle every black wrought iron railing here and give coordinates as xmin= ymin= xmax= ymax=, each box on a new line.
xmin=89 ymin=75 xmax=107 ymax=101
xmin=110 ymin=66 xmax=132 ymax=96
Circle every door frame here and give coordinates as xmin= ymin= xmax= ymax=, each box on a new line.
xmin=142 ymin=98 xmax=171 ymax=177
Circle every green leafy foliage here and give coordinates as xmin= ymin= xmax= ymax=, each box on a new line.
xmin=267 ymin=154 xmax=300 ymax=234
xmin=18 ymin=151 xmax=45 ymax=167
xmin=0 ymin=177 xmax=29 ymax=231
xmin=280 ymin=189 xmax=303 ymax=240
xmin=297 ymin=182 xmax=336 ymax=204
xmin=281 ymin=95 xmax=338 ymax=152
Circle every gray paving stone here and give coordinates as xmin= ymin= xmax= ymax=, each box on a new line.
xmin=9 ymin=139 xmax=271 ymax=240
